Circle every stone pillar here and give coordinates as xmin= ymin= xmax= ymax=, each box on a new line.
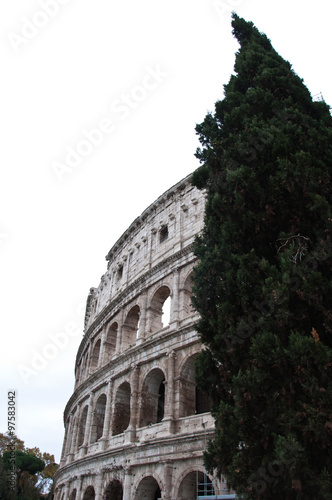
xmin=100 ymin=380 xmax=113 ymax=451
xmin=94 ymin=474 xmax=103 ymax=498
xmin=85 ymin=342 xmax=92 ymax=378
xmin=165 ymin=351 xmax=176 ymax=433
xmin=127 ymin=364 xmax=140 ymax=442
xmin=53 ymin=485 xmax=60 ymax=500
xmin=66 ymin=407 xmax=78 ymax=463
xmin=170 ymin=268 xmax=180 ymax=327
xmin=163 ymin=462 xmax=174 ymax=500
xmin=71 ymin=403 xmax=82 ymax=459
xmin=59 ymin=418 xmax=69 ymax=466
xmin=86 ymin=395 xmax=95 ymax=445
xmin=173 ymin=372 xmax=181 ymax=421
xmin=115 ymin=310 xmax=124 ymax=355
xmin=103 ymin=322 xmax=118 ymax=365
xmin=123 ymin=467 xmax=133 ymax=500
xmin=124 ymin=253 xmax=130 ymax=286
xmin=63 ymin=482 xmax=70 ymax=499
xmin=75 ymin=476 xmax=84 ymax=500
xmin=137 ymin=291 xmax=148 ymax=342
xmin=148 ymin=227 xmax=158 ymax=270
xmin=178 ymin=196 xmax=183 ymax=250
xmin=68 ymin=414 xmax=78 ymax=456
xmin=80 ymin=395 xmax=94 ymax=456
xmin=99 ymin=327 xmax=107 ymax=367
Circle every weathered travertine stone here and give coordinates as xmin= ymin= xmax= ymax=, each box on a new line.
xmin=54 ymin=175 xmax=232 ymax=499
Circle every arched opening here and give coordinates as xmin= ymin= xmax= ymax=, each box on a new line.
xmin=104 ymin=479 xmax=123 ymax=500
xmin=134 ymin=476 xmax=161 ymax=500
xmin=159 ymin=224 xmax=168 ymax=243
xmin=179 ymin=355 xmax=211 ymax=417
xmin=77 ymin=405 xmax=88 ymax=448
xmin=112 ymin=382 xmax=131 ymax=436
xmin=179 ymin=356 xmax=196 ymax=417
xmin=178 ymin=471 xmax=215 ymax=499
xmin=69 ymin=489 xmax=77 ymax=500
xmin=82 ymin=486 xmax=95 ymax=500
xmin=104 ymin=322 xmax=118 ymax=361
xmin=182 ymin=272 xmax=195 ymax=318
xmin=122 ymin=306 xmax=140 ymax=350
xmin=140 ymin=369 xmax=166 ymax=427
xmin=90 ymin=338 xmax=101 ymax=371
xmin=149 ymin=286 xmax=171 ymax=332
xmin=90 ymin=394 xmax=106 ymax=443
xmin=162 ymin=296 xmax=171 ymax=326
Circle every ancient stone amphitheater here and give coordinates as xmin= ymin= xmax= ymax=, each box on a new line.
xmin=54 ymin=175 xmax=235 ymax=500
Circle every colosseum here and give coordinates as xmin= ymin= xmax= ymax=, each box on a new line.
xmin=54 ymin=174 xmax=236 ymax=500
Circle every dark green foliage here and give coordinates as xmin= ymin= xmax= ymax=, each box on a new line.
xmin=0 ymin=458 xmax=16 ymax=500
xmin=192 ymin=13 xmax=332 ymax=499
xmin=2 ymin=450 xmax=45 ymax=476
xmin=0 ymin=435 xmax=52 ymax=500
xmin=2 ymin=450 xmax=45 ymax=499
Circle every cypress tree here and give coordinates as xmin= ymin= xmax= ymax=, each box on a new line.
xmin=192 ymin=13 xmax=332 ymax=499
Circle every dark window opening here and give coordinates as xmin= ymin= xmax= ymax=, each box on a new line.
xmin=112 ymin=382 xmax=131 ymax=436
xmin=117 ymin=265 xmax=123 ymax=281
xmin=140 ymin=369 xmax=166 ymax=427
xmin=104 ymin=480 xmax=123 ymax=500
xmin=159 ymin=225 xmax=168 ymax=243
xmin=82 ymin=486 xmax=95 ymax=500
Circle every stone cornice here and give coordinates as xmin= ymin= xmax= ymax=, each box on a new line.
xmin=55 ymin=424 xmax=214 ymax=480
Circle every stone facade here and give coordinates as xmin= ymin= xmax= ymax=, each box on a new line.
xmin=54 ymin=175 xmax=232 ymax=500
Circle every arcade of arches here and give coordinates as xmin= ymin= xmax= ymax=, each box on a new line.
xmin=75 ymin=283 xmax=180 ymax=386
xmin=65 ymin=470 xmax=226 ymax=500
xmin=62 ymin=354 xmax=210 ymax=456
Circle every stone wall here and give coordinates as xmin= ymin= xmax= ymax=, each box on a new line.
xmin=54 ymin=175 xmax=232 ymax=500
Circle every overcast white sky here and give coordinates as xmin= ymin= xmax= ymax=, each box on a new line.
xmin=1 ymin=0 xmax=331 ymax=463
